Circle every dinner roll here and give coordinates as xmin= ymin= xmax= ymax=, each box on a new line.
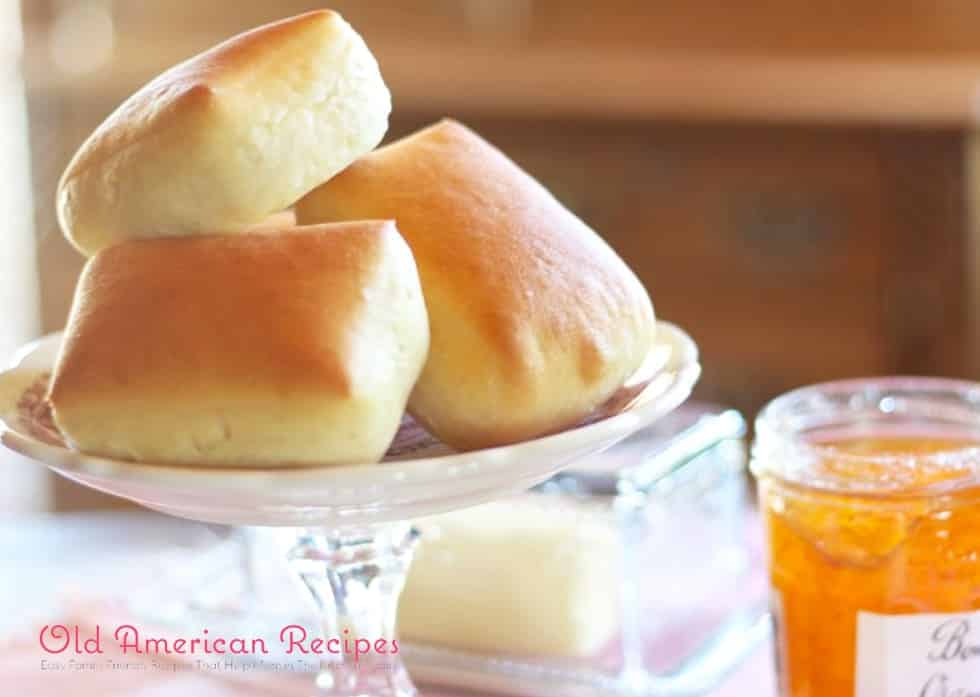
xmin=57 ymin=10 xmax=390 ymax=256
xmin=297 ymin=120 xmax=656 ymax=450
xmin=48 ymin=221 xmax=429 ymax=467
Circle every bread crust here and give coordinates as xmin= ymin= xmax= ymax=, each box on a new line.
xmin=48 ymin=221 xmax=430 ymax=466
xmin=58 ymin=11 xmax=391 ymax=256
xmin=297 ymin=120 xmax=656 ymax=450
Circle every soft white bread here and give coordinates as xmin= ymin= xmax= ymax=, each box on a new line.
xmin=57 ymin=10 xmax=391 ymax=256
xmin=47 ymin=221 xmax=429 ymax=467
xmin=296 ymin=120 xmax=656 ymax=450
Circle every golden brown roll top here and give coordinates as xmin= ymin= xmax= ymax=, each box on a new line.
xmin=58 ymin=10 xmax=391 ymax=256
xmin=48 ymin=221 xmax=430 ymax=466
xmin=297 ymin=120 xmax=656 ymax=450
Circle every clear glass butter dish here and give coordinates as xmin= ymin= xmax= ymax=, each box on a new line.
xmin=398 ymin=403 xmax=769 ymax=697
xmin=125 ymin=403 xmax=767 ymax=697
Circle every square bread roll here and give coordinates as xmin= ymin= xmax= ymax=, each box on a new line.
xmin=297 ymin=120 xmax=656 ymax=450
xmin=48 ymin=221 xmax=429 ymax=467
xmin=58 ymin=11 xmax=390 ymax=256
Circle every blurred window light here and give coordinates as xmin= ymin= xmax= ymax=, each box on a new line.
xmin=0 ymin=0 xmax=22 ymax=67
xmin=2 ymin=0 xmax=48 ymax=515
xmin=48 ymin=0 xmax=114 ymax=76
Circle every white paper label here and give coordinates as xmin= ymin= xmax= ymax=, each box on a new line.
xmin=856 ymin=610 xmax=980 ymax=697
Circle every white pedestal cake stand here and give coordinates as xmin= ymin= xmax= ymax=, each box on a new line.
xmin=0 ymin=322 xmax=699 ymax=697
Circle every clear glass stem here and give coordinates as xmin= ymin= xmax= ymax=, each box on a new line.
xmin=287 ymin=523 xmax=419 ymax=697
xmin=237 ymin=526 xmax=260 ymax=601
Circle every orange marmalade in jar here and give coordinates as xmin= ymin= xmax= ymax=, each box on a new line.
xmin=751 ymin=378 xmax=980 ymax=697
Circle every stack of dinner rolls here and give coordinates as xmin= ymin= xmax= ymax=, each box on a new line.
xmin=48 ymin=10 xmax=656 ymax=467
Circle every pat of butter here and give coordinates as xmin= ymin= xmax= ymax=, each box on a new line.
xmin=398 ymin=497 xmax=620 ymax=657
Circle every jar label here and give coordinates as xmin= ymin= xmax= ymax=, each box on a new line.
xmin=856 ymin=610 xmax=980 ymax=696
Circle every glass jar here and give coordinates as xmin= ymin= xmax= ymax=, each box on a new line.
xmin=752 ymin=377 xmax=980 ymax=697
